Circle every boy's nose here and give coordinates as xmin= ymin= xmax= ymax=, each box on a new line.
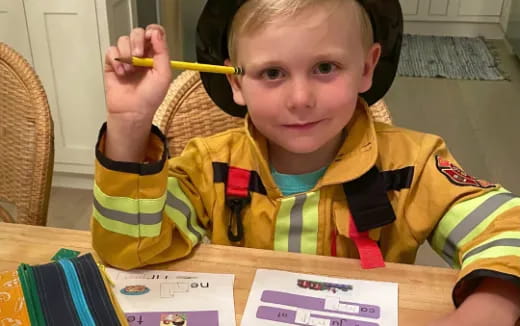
xmin=285 ymin=77 xmax=316 ymax=111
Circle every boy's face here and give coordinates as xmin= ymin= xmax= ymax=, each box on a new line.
xmin=228 ymin=2 xmax=381 ymax=155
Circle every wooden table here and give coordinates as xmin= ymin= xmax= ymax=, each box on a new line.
xmin=0 ymin=222 xmax=457 ymax=325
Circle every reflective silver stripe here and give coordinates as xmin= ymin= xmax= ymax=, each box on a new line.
xmin=462 ymin=238 xmax=520 ymax=263
xmin=93 ymin=197 xmax=163 ymax=225
xmin=288 ymin=194 xmax=306 ymax=253
xmin=166 ymin=191 xmax=203 ymax=242
xmin=442 ymin=193 xmax=517 ymax=261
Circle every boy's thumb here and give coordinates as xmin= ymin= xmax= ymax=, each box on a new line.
xmin=150 ymin=29 xmax=170 ymax=74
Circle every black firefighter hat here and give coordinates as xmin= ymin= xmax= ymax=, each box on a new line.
xmin=196 ymin=0 xmax=403 ymax=118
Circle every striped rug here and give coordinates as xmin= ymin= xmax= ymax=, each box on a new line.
xmin=397 ymin=34 xmax=505 ymax=81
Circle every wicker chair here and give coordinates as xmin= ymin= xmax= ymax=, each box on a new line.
xmin=0 ymin=42 xmax=54 ymax=225
xmin=154 ymin=70 xmax=392 ymax=157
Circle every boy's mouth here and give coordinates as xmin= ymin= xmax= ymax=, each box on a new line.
xmin=282 ymin=120 xmax=323 ymax=130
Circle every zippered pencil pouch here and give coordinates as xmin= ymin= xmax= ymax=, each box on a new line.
xmin=0 ymin=253 xmax=128 ymax=326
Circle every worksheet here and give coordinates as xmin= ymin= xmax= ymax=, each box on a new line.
xmin=105 ymin=268 xmax=236 ymax=326
xmin=241 ymin=269 xmax=398 ymax=326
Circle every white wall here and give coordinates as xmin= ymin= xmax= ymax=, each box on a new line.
xmin=501 ymin=0 xmax=513 ymax=31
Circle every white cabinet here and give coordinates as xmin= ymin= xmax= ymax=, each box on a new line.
xmin=400 ymin=0 xmax=420 ymax=15
xmin=401 ymin=0 xmax=509 ymax=38
xmin=506 ymin=0 xmax=520 ymax=57
xmin=401 ymin=0 xmax=505 ymax=22
xmin=24 ymin=0 xmax=108 ymax=174
xmin=1 ymin=0 xmax=134 ymax=176
xmin=459 ymin=0 xmax=504 ymax=16
xmin=0 ymin=0 xmax=32 ymax=61
xmin=429 ymin=0 xmax=449 ymax=16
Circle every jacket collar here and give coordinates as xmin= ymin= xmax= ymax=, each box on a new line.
xmin=319 ymin=99 xmax=378 ymax=188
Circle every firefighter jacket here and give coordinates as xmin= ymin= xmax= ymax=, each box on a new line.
xmin=92 ymin=100 xmax=520 ymax=306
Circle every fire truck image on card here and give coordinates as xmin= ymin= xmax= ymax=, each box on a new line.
xmin=297 ymin=279 xmax=353 ymax=293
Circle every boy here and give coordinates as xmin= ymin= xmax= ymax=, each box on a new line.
xmin=95 ymin=0 xmax=520 ymax=324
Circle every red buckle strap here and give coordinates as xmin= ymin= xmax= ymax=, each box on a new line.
xmin=225 ymin=167 xmax=251 ymax=242
xmin=349 ymin=216 xmax=385 ymax=269
xmin=226 ymin=167 xmax=251 ymax=198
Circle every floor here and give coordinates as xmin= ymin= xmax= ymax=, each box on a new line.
xmin=46 ymin=40 xmax=520 ymax=268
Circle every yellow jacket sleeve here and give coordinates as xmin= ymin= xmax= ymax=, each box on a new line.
xmin=406 ymin=133 xmax=520 ymax=306
xmin=91 ymin=124 xmax=213 ymax=270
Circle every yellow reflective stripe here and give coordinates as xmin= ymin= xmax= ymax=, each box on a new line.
xmin=462 ymin=232 xmax=520 ymax=268
xmin=274 ymin=192 xmax=320 ymax=254
xmin=93 ymin=206 xmax=161 ymax=238
xmin=163 ymin=206 xmax=197 ymax=246
xmin=467 ymin=231 xmax=520 ymax=249
xmin=164 ymin=178 xmax=205 ymax=246
xmin=462 ymin=231 xmax=520 ymax=265
xmin=93 ymin=182 xmax=166 ymax=215
xmin=455 ymin=197 xmax=520 ymax=264
xmin=274 ymin=196 xmax=296 ymax=252
xmin=92 ymin=182 xmax=165 ymax=238
xmin=168 ymin=178 xmax=205 ymax=236
xmin=301 ymin=191 xmax=320 ymax=254
xmin=430 ymin=188 xmax=511 ymax=263
xmin=287 ymin=195 xmax=306 ymax=252
xmin=464 ymin=247 xmax=520 ymax=268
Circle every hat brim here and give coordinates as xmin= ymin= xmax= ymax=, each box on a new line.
xmin=196 ymin=0 xmax=403 ymax=118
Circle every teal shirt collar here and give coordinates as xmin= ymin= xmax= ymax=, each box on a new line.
xmin=271 ymin=166 xmax=328 ymax=196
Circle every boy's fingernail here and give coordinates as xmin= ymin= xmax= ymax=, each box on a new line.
xmin=157 ymin=30 xmax=164 ymax=41
xmin=117 ymin=66 xmax=125 ymax=75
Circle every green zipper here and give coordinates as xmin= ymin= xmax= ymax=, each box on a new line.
xmin=17 ymin=263 xmax=46 ymax=326
xmin=17 ymin=264 xmax=38 ymax=325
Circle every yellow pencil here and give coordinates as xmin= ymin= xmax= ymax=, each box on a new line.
xmin=115 ymin=57 xmax=244 ymax=75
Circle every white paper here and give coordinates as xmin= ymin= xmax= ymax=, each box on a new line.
xmin=241 ymin=269 xmax=398 ymax=326
xmin=106 ymin=267 xmax=236 ymax=326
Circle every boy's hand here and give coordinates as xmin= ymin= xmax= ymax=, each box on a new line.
xmin=427 ymin=312 xmax=464 ymax=326
xmin=104 ymin=24 xmax=172 ymax=121
xmin=103 ymin=25 xmax=172 ymax=162
xmin=429 ymin=311 xmax=518 ymax=326
xmin=428 ymin=278 xmax=520 ymax=326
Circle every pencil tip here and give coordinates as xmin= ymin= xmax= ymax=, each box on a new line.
xmin=236 ymin=67 xmax=245 ymax=75
xmin=114 ymin=58 xmax=121 ymax=62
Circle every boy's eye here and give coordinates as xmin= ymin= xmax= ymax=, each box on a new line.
xmin=261 ymin=68 xmax=284 ymax=80
xmin=314 ymin=62 xmax=336 ymax=74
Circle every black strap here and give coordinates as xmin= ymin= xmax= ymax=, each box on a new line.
xmin=343 ymin=166 xmax=398 ymax=232
xmin=382 ymin=166 xmax=414 ymax=191
xmin=214 ymin=161 xmax=414 ymax=235
xmin=214 ymin=162 xmax=258 ymax=242
xmin=213 ymin=162 xmax=267 ymax=195
xmin=214 ymin=161 xmax=412 ymax=195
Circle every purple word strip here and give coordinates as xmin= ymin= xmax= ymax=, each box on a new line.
xmin=261 ymin=290 xmax=380 ymax=319
xmin=257 ymin=305 xmax=379 ymax=326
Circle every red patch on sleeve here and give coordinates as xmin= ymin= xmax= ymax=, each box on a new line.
xmin=435 ymin=156 xmax=495 ymax=188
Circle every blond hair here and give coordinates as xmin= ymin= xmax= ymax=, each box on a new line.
xmin=227 ymin=0 xmax=374 ymax=63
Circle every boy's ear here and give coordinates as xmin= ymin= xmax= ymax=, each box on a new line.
xmin=224 ymin=59 xmax=246 ymax=106
xmin=358 ymin=43 xmax=382 ymax=94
